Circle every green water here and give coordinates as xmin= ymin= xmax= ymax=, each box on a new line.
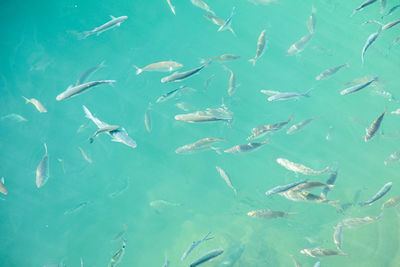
xmin=1 ymin=0 xmax=400 ymax=266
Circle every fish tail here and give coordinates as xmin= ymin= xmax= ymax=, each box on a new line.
xmin=81 ymin=31 xmax=91 ymax=39
xmin=304 ymin=88 xmax=313 ymax=97
xmin=43 ymin=143 xmax=48 ymax=154
xmin=22 ymin=96 xmax=30 ymax=104
xmin=228 ymin=26 xmax=237 ymax=37
xmin=350 ymin=9 xmax=356 ymax=17
xmin=82 ymin=105 xmax=94 ymax=121
xmin=248 ymin=58 xmax=256 ymax=66
xmin=134 ymin=65 xmax=143 ymax=75
xmin=345 ymin=62 xmax=350 ymax=68
xmin=99 ymin=60 xmax=106 ymax=68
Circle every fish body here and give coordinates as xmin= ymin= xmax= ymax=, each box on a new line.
xmin=364 ymin=109 xmax=385 ymax=142
xmin=359 ymin=182 xmax=392 ymax=206
xmin=218 ymin=7 xmax=236 ymax=32
xmin=108 ymin=240 xmax=127 ymax=267
xmin=76 ymin=61 xmax=105 ymax=85
xmin=361 ymin=29 xmax=381 ymax=65
xmin=307 ymin=6 xmax=317 ymax=34
xmin=341 ymin=215 xmax=381 ymax=229
xmin=0 ymin=177 xmax=8 ymax=195
xmin=286 ymin=117 xmax=318 ymax=135
xmin=189 ymin=248 xmax=224 ymax=267
xmin=224 ymin=140 xmax=269 ymax=154
xmin=22 ymin=96 xmax=47 ymax=113
xmin=81 ymin=16 xmax=128 ymax=39
xmin=182 ymin=232 xmax=214 ymax=261
xmin=249 ymin=30 xmax=267 ymax=66
xmin=265 ymin=179 xmax=308 ymax=196
xmin=248 ymin=113 xmax=293 ymax=140
xmin=83 ymin=105 xmax=137 ymax=148
xmin=175 ymin=106 xmax=232 ymax=123
xmin=203 ymin=14 xmax=235 ymax=35
xmin=381 ymin=196 xmax=400 ymax=210
xmin=161 ymin=64 xmax=208 ymax=83
xmin=276 ymin=158 xmax=330 ymax=176
xmin=204 ymin=74 xmax=215 ymax=90
xmin=384 ymin=150 xmax=400 ymax=165
xmin=280 ymin=190 xmax=339 ymax=208
xmin=64 ymin=201 xmax=91 ymax=215
xmin=340 ymin=76 xmax=377 ymax=95
xmin=247 ymin=209 xmax=294 ymax=219
xmin=301 ymin=248 xmax=346 ymax=258
xmin=201 ymin=54 xmax=240 ymax=64
xmin=56 ymin=80 xmax=115 ymax=101
xmin=190 ymin=0 xmax=215 ymax=15
xmin=1 ymin=113 xmax=27 ymax=122
xmin=292 ymin=181 xmax=334 ymax=192
xmin=380 ymin=0 xmax=387 ymax=14
xmin=144 ymin=103 xmax=152 ymax=133
xmin=220 ymin=245 xmax=244 ymax=266
xmin=175 ymin=138 xmax=224 ymax=154
xmin=268 ymin=89 xmax=311 ymax=101
xmin=216 ymin=166 xmax=237 ymax=195
xmin=382 ymin=4 xmax=400 ymax=19
xmin=89 ymin=125 xmax=120 ymax=143
xmin=135 ymin=61 xmax=182 ymax=75
xmin=351 ymin=0 xmax=378 ymax=16
xmin=36 ymin=143 xmax=50 ymax=188
xmin=321 ymin=169 xmax=338 ymax=198
xmin=315 ymin=63 xmax=349 ymax=80
xmin=333 ymin=222 xmax=344 ymax=250
xmin=382 ymin=20 xmax=400 ymax=30
xmin=223 ymin=66 xmax=238 ymax=96
xmin=157 ymin=85 xmax=191 ymax=103
xmin=286 ymin=34 xmax=313 ymax=56
xmin=166 ymin=0 xmax=175 ymax=15
xmin=248 ymin=0 xmax=278 ymax=5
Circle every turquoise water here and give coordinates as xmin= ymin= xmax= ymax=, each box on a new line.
xmin=1 ymin=0 xmax=400 ymax=266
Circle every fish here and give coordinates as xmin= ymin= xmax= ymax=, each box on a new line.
xmin=267 ymin=89 xmax=312 ymax=101
xmin=361 ymin=29 xmax=381 ymax=65
xmin=381 ymin=4 xmax=400 ymax=19
xmin=364 ymin=109 xmax=385 ymax=142
xmin=175 ymin=105 xmax=233 ymax=123
xmin=301 ymin=248 xmax=346 ymax=257
xmin=247 ymin=113 xmax=293 ymax=140
xmin=144 ymin=103 xmax=152 ymax=133
xmin=135 ymin=61 xmax=183 ymax=75
xmin=80 ymin=15 xmax=128 ymax=39
xmin=111 ymin=224 xmax=128 ymax=241
xmin=175 ymin=102 xmax=195 ymax=111
xmin=203 ymin=14 xmax=236 ymax=36
xmin=203 ymin=74 xmax=215 ymax=90
xmin=340 ymin=76 xmax=378 ymax=95
xmin=89 ymin=125 xmax=120 ymax=143
xmin=341 ymin=215 xmax=382 ymax=229
xmin=220 ymin=245 xmax=245 ymax=267
xmin=75 ymin=61 xmax=105 ymax=85
xmin=380 ymin=0 xmax=387 ymax=14
xmin=248 ymin=0 xmax=278 ymax=5
xmin=291 ymin=181 xmax=334 ymax=192
xmin=216 ymin=166 xmax=237 ymax=195
xmin=307 ymin=6 xmax=317 ymax=34
xmin=247 ymin=209 xmax=295 ymax=219
xmin=333 ymin=222 xmax=344 ymax=250
xmin=265 ymin=179 xmax=308 ymax=196
xmin=156 ymin=85 xmax=188 ymax=103
xmin=22 ymin=96 xmax=47 ymax=113
xmin=163 ymin=255 xmax=170 ymax=267
xmin=314 ymin=262 xmax=321 ymax=267
xmin=315 ymin=63 xmax=349 ymax=80
xmin=161 ymin=63 xmax=208 ymax=83
xmin=201 ymin=54 xmax=240 ymax=64
xmin=109 ymin=178 xmax=130 ymax=198
xmin=78 ymin=147 xmax=92 ymax=163
xmin=321 ymin=169 xmax=338 ymax=198
xmin=286 ymin=116 xmax=319 ymax=135
xmin=286 ymin=34 xmax=313 ymax=56
xmin=280 ymin=190 xmax=339 ymax=208
xmin=291 ymin=255 xmax=303 ymax=267
xmin=175 ymin=137 xmax=224 ymax=154
xmin=351 ymin=0 xmax=378 ymax=17
xmin=249 ymin=30 xmax=267 ymax=66
xmin=381 ymin=196 xmax=400 ymax=210
xmin=391 ymin=109 xmax=400 ymax=114
xmin=149 ymin=200 xmax=180 ymax=208
xmin=36 ymin=143 xmax=50 ymax=188
xmin=0 ymin=113 xmax=28 ymax=122
xmin=64 ymin=201 xmax=91 ymax=215
xmin=218 ymin=7 xmax=236 ymax=32
xmin=359 ymin=182 xmax=392 ymax=207
xmin=384 ymin=150 xmax=400 ymax=165
xmin=260 ymin=89 xmax=281 ymax=96
xmin=182 ymin=232 xmax=214 ymax=261
xmin=223 ymin=66 xmax=238 ymax=96
xmin=276 ymin=158 xmax=330 ymax=176
xmin=108 ymin=240 xmax=127 ymax=267
xmin=83 ymin=105 xmax=137 ymax=148
xmin=166 ymin=0 xmax=176 ymax=15
xmin=224 ymin=140 xmax=269 ymax=154
xmin=382 ymin=20 xmax=400 ymax=30
xmin=0 ymin=177 xmax=8 ymax=195
xmin=190 ymin=0 xmax=215 ymax=15
xmin=189 ymin=248 xmax=224 ymax=267
xmin=56 ymin=80 xmax=115 ymax=101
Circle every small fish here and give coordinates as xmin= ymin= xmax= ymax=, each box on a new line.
xmin=381 ymin=196 xmax=400 ymax=210
xmin=286 ymin=116 xmax=319 ymax=135
xmin=268 ymin=89 xmax=312 ymax=101
xmin=321 ymin=169 xmax=338 ymax=198
xmin=218 ymin=7 xmax=236 ymax=32
xmin=135 ymin=61 xmax=183 ymax=75
xmin=260 ymin=89 xmax=281 ymax=96
xmin=189 ymin=248 xmax=224 ymax=267
xmin=359 ymin=182 xmax=392 ymax=207
xmin=315 ymin=63 xmax=349 ymax=80
xmin=340 ymin=76 xmax=378 ymax=95
xmin=224 ymin=140 xmax=269 ymax=154
xmin=216 ymin=166 xmax=237 ymax=195
xmin=286 ymin=34 xmax=313 ymax=56
xmin=76 ymin=61 xmax=105 ymax=85
xmin=341 ymin=215 xmax=382 ymax=229
xmin=79 ymin=16 xmax=128 ymax=39
xmin=351 ymin=0 xmax=378 ymax=17
xmin=333 ymin=222 xmax=344 ymax=250
xmin=161 ymin=63 xmax=208 ymax=83
xmin=384 ymin=150 xmax=400 ymax=165
xmin=276 ymin=158 xmax=330 ymax=176
xmin=149 ymin=200 xmax=180 ymax=208
xmin=182 ymin=232 xmax=214 ymax=261
xmin=204 ymin=74 xmax=215 ymax=90
xmin=190 ymin=0 xmax=215 ymax=15
xmin=64 ymin=201 xmax=91 ymax=215
xmin=381 ymin=4 xmax=400 ymax=19
xmin=144 ymin=103 xmax=152 ymax=133
xmin=280 ymin=190 xmax=339 ymax=208
xmin=22 ymin=96 xmax=47 ymax=113
xmin=361 ymin=29 xmax=381 ymax=65
xmin=300 ymin=248 xmax=347 ymax=258
xmin=175 ymin=102 xmax=195 ymax=111
xmin=380 ymin=0 xmax=387 ymax=14
xmin=56 ymin=80 xmax=115 ymax=101
xmin=36 ymin=143 xmax=50 ymax=188
xmin=247 ymin=209 xmax=295 ymax=219
xmin=156 ymin=85 xmax=187 ymax=103
xmin=0 ymin=177 xmax=8 ymax=195
xmin=364 ymin=109 xmax=385 ymax=142
xmin=201 ymin=54 xmax=240 ymax=64
xmin=175 ymin=137 xmax=224 ymax=154
xmin=0 ymin=113 xmax=27 ymax=122
xmin=382 ymin=20 xmax=400 ymax=31
xmin=265 ymin=179 xmax=308 ymax=196
xmin=292 ymin=181 xmax=334 ymax=192
xmin=249 ymin=30 xmax=267 ymax=66
xmin=111 ymin=224 xmax=128 ymax=241
xmin=108 ymin=240 xmax=127 ymax=267
xmin=78 ymin=147 xmax=92 ymax=163
xmin=223 ymin=66 xmax=238 ymax=96
xmin=175 ymin=106 xmax=233 ymax=123
xmin=203 ymin=14 xmax=235 ymax=36
xmin=166 ymin=0 xmax=176 ymax=15
xmin=109 ymin=178 xmax=130 ymax=198
xmin=247 ymin=113 xmax=293 ymax=140
xmin=89 ymin=125 xmax=120 ymax=143
xmin=307 ymin=6 xmax=317 ymax=34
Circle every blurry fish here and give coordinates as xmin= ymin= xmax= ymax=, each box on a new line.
xmin=163 ymin=255 xmax=170 ymax=267
xmin=223 ymin=66 xmax=238 ymax=96
xmin=156 ymin=85 xmax=188 ymax=103
xmin=218 ymin=7 xmax=236 ymax=32
xmin=203 ymin=14 xmax=236 ymax=36
xmin=248 ymin=113 xmax=293 ymax=140
xmin=190 ymin=0 xmax=215 ymax=15
xmin=109 ymin=178 xmax=130 ymax=198
xmin=224 ymin=140 xmax=269 ymax=154
xmin=380 ymin=0 xmax=387 ymax=14
xmin=248 ymin=0 xmax=278 ymax=5
xmin=175 ymin=105 xmax=233 ymax=123
xmin=182 ymin=232 xmax=214 ymax=261
xmin=144 ymin=103 xmax=152 ymax=133
xmin=175 ymin=137 xmax=224 ymax=154
xmin=78 ymin=147 xmax=92 ymax=163
xmin=249 ymin=30 xmax=267 ymax=66
xmin=292 ymin=181 xmax=334 ymax=192
xmin=109 ymin=240 xmax=127 ymax=267
xmin=321 ymin=169 xmax=338 ymax=198
xmin=381 ymin=196 xmax=400 ymax=210
xmin=333 ymin=222 xmax=343 ymax=250
xmin=276 ymin=158 xmax=330 ymax=176
xmin=166 ymin=0 xmax=176 ymax=15
xmin=203 ymin=74 xmax=215 ymax=90
xmin=56 ymin=80 xmax=115 ymax=101
xmin=340 ymin=76 xmax=378 ymax=95
xmin=351 ymin=0 xmax=378 ymax=17
xmin=391 ymin=35 xmax=400 ymax=49
xmin=381 ymin=4 xmax=400 ymax=19
xmin=201 ymin=54 xmax=240 ymax=64
xmin=189 ymin=248 xmax=223 ymax=267
xmin=268 ymin=89 xmax=312 ymax=101
xmin=111 ymin=224 xmax=128 ymax=241
xmin=326 ymin=125 xmax=334 ymax=141
xmin=384 ymin=150 xmax=400 ymax=165
xmin=265 ymin=179 xmax=308 ymax=196
xmin=22 ymin=96 xmax=47 ymax=113
xmin=281 ymin=190 xmax=339 ymax=208
xmin=57 ymin=158 xmax=66 ymax=174
xmin=364 ymin=109 xmax=385 ymax=142
xmin=359 ymin=182 xmax=392 ymax=207
xmin=372 ymin=89 xmax=400 ymax=103
xmin=291 ymin=255 xmax=303 ymax=267
xmin=149 ymin=200 xmax=180 ymax=209
xmin=361 ymin=29 xmax=381 ymax=65
xmin=220 ymin=244 xmax=244 ymax=267
xmin=76 ymin=61 xmax=105 ymax=85
xmin=315 ymin=63 xmax=349 ymax=80
xmin=175 ymin=102 xmax=195 ymax=111
xmin=247 ymin=209 xmax=295 ymax=219
xmin=89 ymin=125 xmax=120 ymax=143
xmin=307 ymin=6 xmax=317 ymax=34
xmin=216 ymin=166 xmax=237 ymax=195
xmin=286 ymin=116 xmax=319 ymax=135
xmin=301 ymin=248 xmax=346 ymax=257
xmin=0 ymin=177 xmax=8 ymax=195
xmin=83 ymin=105 xmax=137 ymax=148
xmin=81 ymin=257 xmax=84 ymax=267
xmin=1 ymin=113 xmax=27 ymax=122
xmin=36 ymin=143 xmax=50 ymax=188
xmin=286 ymin=34 xmax=313 ymax=56
xmin=64 ymin=201 xmax=91 ymax=215
xmin=135 ymin=61 xmax=183 ymax=75
xmin=79 ymin=15 xmax=128 ymax=39
xmin=260 ymin=89 xmax=281 ymax=96
xmin=314 ymin=262 xmax=321 ymax=267
xmin=161 ymin=63 xmax=208 ymax=83
xmin=382 ymin=20 xmax=400 ymax=31
xmin=341 ymin=215 xmax=381 ymax=229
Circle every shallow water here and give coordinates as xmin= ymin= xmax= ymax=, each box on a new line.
xmin=1 ymin=0 xmax=400 ymax=266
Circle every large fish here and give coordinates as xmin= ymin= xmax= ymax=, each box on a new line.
xmin=364 ymin=109 xmax=385 ymax=142
xmin=56 ymin=80 xmax=115 ymax=101
xmin=359 ymin=182 xmax=392 ymax=206
xmin=80 ymin=16 xmax=128 ymax=39
xmin=36 ymin=143 xmax=50 ymax=188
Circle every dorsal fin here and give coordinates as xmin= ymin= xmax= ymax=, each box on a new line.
xmin=110 ymin=15 xmax=116 ymax=20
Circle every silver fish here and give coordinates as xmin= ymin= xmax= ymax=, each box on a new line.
xmin=384 ymin=150 xmax=400 ymax=165
xmin=189 ymin=248 xmax=223 ymax=267
xmin=247 ymin=113 xmax=293 ymax=140
xmin=166 ymin=0 xmax=176 ymax=15
xmin=218 ymin=6 xmax=236 ymax=32
xmin=144 ymin=103 xmax=152 ymax=133
xmin=381 ymin=4 xmax=400 ymax=19
xmin=321 ymin=169 xmax=338 ymax=198
xmin=156 ymin=85 xmax=187 ymax=103
xmin=333 ymin=222 xmax=343 ymax=250
xmin=341 ymin=215 xmax=382 ymax=229
xmin=135 ymin=61 xmax=183 ymax=75
xmin=286 ymin=34 xmax=313 ymax=56
xmin=190 ymin=0 xmax=215 ymax=15
xmin=0 ymin=113 xmax=27 ymax=122
xmin=223 ymin=66 xmax=238 ymax=96
xmin=301 ymin=248 xmax=346 ymax=258
xmin=351 ymin=0 xmax=378 ymax=17
xmin=281 ymin=190 xmax=339 ymax=208
xmin=56 ymin=80 xmax=115 ymax=101
xmin=0 ymin=177 xmax=8 ymax=195
xmin=247 ymin=209 xmax=295 ymax=219
xmin=175 ymin=137 xmax=224 ymax=154
xmin=36 ymin=143 xmax=50 ymax=188
xmin=315 ymin=63 xmax=349 ymax=80
xmin=265 ymin=179 xmax=308 ymax=196
xmin=89 ymin=125 xmax=120 ymax=143
xmin=249 ymin=30 xmax=267 ymax=66
xmin=201 ymin=54 xmax=240 ymax=64
xmin=364 ymin=109 xmax=385 ymax=142
xmin=359 ymin=182 xmax=392 ymax=207
xmin=76 ymin=61 xmax=105 ymax=85
xmin=182 ymin=232 xmax=214 ymax=261
xmin=382 ymin=20 xmax=400 ymax=30
xmin=307 ymin=6 xmax=317 ymax=34
xmin=161 ymin=63 xmax=208 ymax=83
xmin=64 ymin=201 xmax=91 ymax=215
xmin=291 ymin=181 xmax=334 ymax=192
xmin=175 ymin=105 xmax=233 ymax=123
xmin=78 ymin=147 xmax=92 ymax=163
xmin=22 ymin=96 xmax=47 ymax=113
xmin=268 ymin=89 xmax=312 ymax=101
xmin=381 ymin=196 xmax=400 ymax=210
xmin=83 ymin=105 xmax=137 ymax=148
xmin=361 ymin=29 xmax=381 ymax=65
xmin=80 ymin=15 xmax=128 ymax=39
xmin=224 ymin=140 xmax=269 ymax=154
xmin=276 ymin=158 xmax=330 ymax=176
xmin=203 ymin=15 xmax=235 ymax=36
xmin=286 ymin=116 xmax=319 ymax=135
xmin=216 ymin=166 xmax=237 ymax=195
xmin=108 ymin=240 xmax=127 ymax=267
xmin=340 ymin=76 xmax=378 ymax=95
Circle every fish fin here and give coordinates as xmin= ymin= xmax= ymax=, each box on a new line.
xmin=248 ymin=58 xmax=256 ymax=66
xmin=44 ymin=143 xmax=48 ymax=154
xmin=1 ymin=177 xmax=4 ymax=184
xmin=211 ymin=146 xmax=222 ymax=155
xmin=304 ymin=88 xmax=313 ymax=97
xmin=22 ymin=96 xmax=30 ymax=103
xmin=82 ymin=105 xmax=94 ymax=121
xmin=110 ymin=15 xmax=116 ymax=19
xmin=133 ymin=65 xmax=143 ymax=75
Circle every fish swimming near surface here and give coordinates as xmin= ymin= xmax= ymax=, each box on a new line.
xmin=286 ymin=34 xmax=313 ymax=56
xmin=22 ymin=96 xmax=47 ymax=113
xmin=201 ymin=54 xmax=240 ymax=64
xmin=190 ymin=0 xmax=215 ymax=15
xmin=161 ymin=63 xmax=208 ymax=83
xmin=265 ymin=179 xmax=308 ymax=196
xmin=268 ymin=89 xmax=312 ymax=101
xmin=351 ymin=0 xmax=378 ymax=17
xmin=156 ymin=85 xmax=188 ymax=103
xmin=174 ymin=105 xmax=233 ymax=123
xmin=144 ymin=103 xmax=152 ymax=133
xmin=276 ymin=158 xmax=330 ymax=176
xmin=384 ymin=150 xmax=400 ymax=165
xmin=333 ymin=222 xmax=344 ymax=251
xmin=286 ymin=116 xmax=319 ymax=135
xmin=75 ymin=61 xmax=105 ymax=85
xmin=249 ymin=30 xmax=267 ymax=66
xmin=364 ymin=109 xmax=385 ymax=142
xmin=189 ymin=248 xmax=224 ymax=267
xmin=315 ymin=63 xmax=349 ymax=80
xmin=56 ymin=80 xmax=115 ymax=101
xmin=224 ymin=139 xmax=269 ymax=154
xmin=36 ymin=143 xmax=50 ymax=188
xmin=64 ymin=201 xmax=92 ymax=215
xmin=381 ymin=196 xmax=400 ymax=210
xmin=341 ymin=215 xmax=382 ymax=229
xmin=359 ymin=182 xmax=392 ymax=206
xmin=218 ymin=6 xmax=236 ymax=32
xmin=301 ymin=248 xmax=347 ymax=258
xmin=0 ymin=177 xmax=8 ymax=195
xmin=216 ymin=166 xmax=237 ymax=195
xmin=182 ymin=232 xmax=214 ymax=261
xmin=321 ymin=169 xmax=338 ymax=198
xmin=175 ymin=137 xmax=224 ymax=154
xmin=1 ymin=113 xmax=27 ymax=122
xmin=166 ymin=0 xmax=176 ymax=15
xmin=79 ymin=15 xmax=128 ymax=39
xmin=78 ymin=147 xmax=92 ymax=163
xmin=248 ymin=0 xmax=278 ymax=5
xmin=247 ymin=113 xmax=293 ymax=140
xmin=203 ymin=14 xmax=236 ymax=35
xmin=220 ymin=244 xmax=245 ymax=267
xmin=135 ymin=61 xmax=183 ymax=75
xmin=223 ymin=66 xmax=238 ymax=96
xmin=247 ymin=209 xmax=295 ymax=219
xmin=89 ymin=125 xmax=120 ymax=143
xmin=108 ymin=240 xmax=127 ymax=267
xmin=340 ymin=76 xmax=378 ymax=95
xmin=361 ymin=28 xmax=381 ymax=65
xmin=382 ymin=19 xmax=400 ymax=31
xmin=307 ymin=6 xmax=317 ymax=34
xmin=381 ymin=4 xmax=400 ymax=19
